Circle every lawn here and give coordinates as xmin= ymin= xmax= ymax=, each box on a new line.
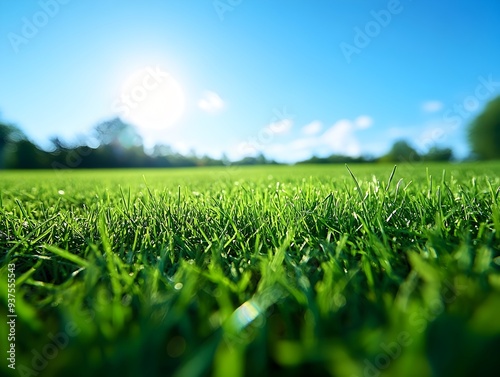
xmin=1 ymin=162 xmax=500 ymax=377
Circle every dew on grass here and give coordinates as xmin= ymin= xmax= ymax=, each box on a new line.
xmin=174 ymin=283 xmax=183 ymax=290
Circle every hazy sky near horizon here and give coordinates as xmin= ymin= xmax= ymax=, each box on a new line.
xmin=1 ymin=0 xmax=500 ymax=162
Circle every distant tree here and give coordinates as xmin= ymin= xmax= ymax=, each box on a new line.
xmin=0 ymin=122 xmax=25 ymax=147
xmin=0 ymin=125 xmax=50 ymax=169
xmin=233 ymin=153 xmax=277 ymax=166
xmin=380 ymin=140 xmax=420 ymax=163
xmin=93 ymin=118 xmax=143 ymax=148
xmin=468 ymin=96 xmax=500 ymax=159
xmin=151 ymin=144 xmax=173 ymax=157
xmin=422 ymin=146 xmax=453 ymax=162
xmin=297 ymin=154 xmax=369 ymax=164
xmin=13 ymin=140 xmax=49 ymax=169
xmin=0 ymin=122 xmax=27 ymax=168
xmin=196 ymin=155 xmax=225 ymax=167
xmin=0 ymin=115 xmax=288 ymax=169
xmin=48 ymin=136 xmax=67 ymax=152
xmin=86 ymin=118 xmax=145 ymax=168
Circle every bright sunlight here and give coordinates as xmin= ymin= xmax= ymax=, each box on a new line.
xmin=113 ymin=66 xmax=185 ymax=131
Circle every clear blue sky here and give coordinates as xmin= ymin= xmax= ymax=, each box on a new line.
xmin=1 ymin=0 xmax=500 ymax=162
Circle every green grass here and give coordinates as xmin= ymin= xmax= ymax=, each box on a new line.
xmin=1 ymin=162 xmax=500 ymax=377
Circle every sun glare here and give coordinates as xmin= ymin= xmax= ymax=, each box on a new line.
xmin=114 ymin=66 xmax=185 ymax=131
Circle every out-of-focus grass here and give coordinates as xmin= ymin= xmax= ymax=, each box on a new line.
xmin=1 ymin=162 xmax=499 ymax=376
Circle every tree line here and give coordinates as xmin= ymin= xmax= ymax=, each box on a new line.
xmin=0 ymin=118 xmax=279 ymax=170
xmin=1 ymin=95 xmax=499 ymax=169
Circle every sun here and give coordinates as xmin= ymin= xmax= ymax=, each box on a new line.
xmin=115 ymin=66 xmax=186 ymax=131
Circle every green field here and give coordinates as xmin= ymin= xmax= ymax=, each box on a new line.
xmin=1 ymin=162 xmax=500 ymax=377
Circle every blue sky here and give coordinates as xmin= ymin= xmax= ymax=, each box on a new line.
xmin=1 ymin=0 xmax=500 ymax=162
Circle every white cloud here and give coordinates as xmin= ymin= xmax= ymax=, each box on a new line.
xmin=261 ymin=116 xmax=372 ymax=162
xmin=422 ymin=100 xmax=443 ymax=113
xmin=386 ymin=119 xmax=460 ymax=154
xmin=301 ymin=120 xmax=322 ymax=135
xmin=354 ymin=115 xmax=373 ymax=129
xmin=268 ymin=118 xmax=293 ymax=135
xmin=198 ymin=91 xmax=224 ymax=112
xmin=227 ymin=115 xmax=373 ymax=163
xmin=264 ymin=142 xmax=314 ymax=163
xmin=322 ymin=119 xmax=361 ymax=156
